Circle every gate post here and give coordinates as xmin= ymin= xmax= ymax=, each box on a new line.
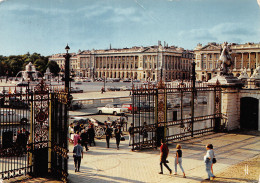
xmin=214 ymin=82 xmax=222 ymax=132
xmin=191 ymin=61 xmax=196 ymax=137
xmin=157 ymin=80 xmax=166 ymax=144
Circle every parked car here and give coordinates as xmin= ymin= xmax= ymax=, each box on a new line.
xmin=120 ymin=86 xmax=131 ymax=91
xmin=107 ymin=87 xmax=120 ymax=91
xmin=97 ymin=104 xmax=128 ymax=115
xmin=112 ymin=78 xmax=120 ymax=82
xmin=82 ymin=78 xmax=92 ymax=82
xmin=196 ymin=96 xmax=207 ymax=104
xmin=122 ymin=103 xmax=137 ymax=113
xmin=75 ymin=81 xmax=82 ymax=85
xmin=16 ymin=82 xmax=29 ymax=87
xmin=9 ymin=97 xmax=29 ymax=109
xmin=0 ymin=109 xmax=29 ymax=125
xmin=122 ymin=78 xmax=131 ymax=82
xmin=70 ymin=87 xmax=83 ymax=93
xmin=69 ymin=100 xmax=82 ymax=110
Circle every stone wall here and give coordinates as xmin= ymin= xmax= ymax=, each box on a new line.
xmin=221 ymin=87 xmax=260 ymax=131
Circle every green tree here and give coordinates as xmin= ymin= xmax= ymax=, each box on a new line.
xmin=47 ymin=60 xmax=61 ymax=76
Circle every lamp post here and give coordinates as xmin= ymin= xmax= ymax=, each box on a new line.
xmin=64 ymin=44 xmax=71 ymax=94
xmin=103 ymin=76 xmax=106 ymax=92
xmin=191 ymin=61 xmax=196 ymax=137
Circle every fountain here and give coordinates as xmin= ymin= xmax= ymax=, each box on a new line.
xmin=15 ymin=62 xmax=42 ymax=83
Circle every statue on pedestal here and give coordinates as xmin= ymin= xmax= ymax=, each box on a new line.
xmin=219 ymin=42 xmax=233 ymax=76
xmin=208 ymin=42 xmax=241 ymax=85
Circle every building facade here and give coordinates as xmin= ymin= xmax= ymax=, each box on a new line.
xmin=49 ymin=42 xmax=193 ymax=81
xmin=194 ymin=42 xmax=260 ymax=81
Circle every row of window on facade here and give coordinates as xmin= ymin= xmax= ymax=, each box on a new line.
xmin=197 ymin=53 xmax=259 ymax=61
xmin=198 ymin=62 xmax=257 ymax=70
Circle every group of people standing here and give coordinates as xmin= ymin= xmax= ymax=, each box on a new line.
xmin=71 ymin=122 xmax=125 ymax=172
xmin=69 ymin=122 xmax=96 ymax=150
xmin=159 ymin=141 xmax=216 ymax=180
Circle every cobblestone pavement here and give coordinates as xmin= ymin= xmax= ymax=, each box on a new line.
xmin=67 ymin=132 xmax=260 ymax=183
xmin=4 ymin=132 xmax=259 ymax=183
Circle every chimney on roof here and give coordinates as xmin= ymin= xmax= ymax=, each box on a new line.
xmin=110 ymin=43 xmax=112 ymax=50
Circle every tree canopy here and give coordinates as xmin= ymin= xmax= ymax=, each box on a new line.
xmin=0 ymin=53 xmax=60 ymax=77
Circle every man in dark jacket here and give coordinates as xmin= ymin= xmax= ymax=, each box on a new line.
xmin=87 ymin=124 xmax=95 ymax=146
xmin=128 ymin=123 xmax=134 ymax=146
xmin=114 ymin=125 xmax=123 ymax=150
xmin=159 ymin=140 xmax=172 ymax=175
xmin=80 ymin=129 xmax=89 ymax=151
xmin=104 ymin=125 xmax=112 ymax=148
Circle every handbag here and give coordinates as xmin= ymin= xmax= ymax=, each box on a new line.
xmin=120 ymin=136 xmax=125 ymax=141
xmin=212 ymin=158 xmax=216 ymax=164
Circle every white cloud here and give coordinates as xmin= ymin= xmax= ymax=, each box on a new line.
xmin=0 ymin=0 xmax=6 ymax=3
xmin=179 ymin=22 xmax=260 ymax=44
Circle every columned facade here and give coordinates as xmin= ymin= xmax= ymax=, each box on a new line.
xmin=194 ymin=42 xmax=260 ymax=81
xmin=49 ymin=43 xmax=193 ymax=81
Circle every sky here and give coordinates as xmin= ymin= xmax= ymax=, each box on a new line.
xmin=0 ymin=0 xmax=260 ymax=56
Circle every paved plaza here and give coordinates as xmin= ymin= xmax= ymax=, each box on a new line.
xmin=66 ymin=132 xmax=260 ymax=183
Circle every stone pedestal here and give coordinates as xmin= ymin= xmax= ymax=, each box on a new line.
xmin=221 ymin=88 xmax=240 ymax=131
xmin=207 ymin=75 xmax=242 ymax=86
xmin=208 ymin=75 xmax=242 ymax=131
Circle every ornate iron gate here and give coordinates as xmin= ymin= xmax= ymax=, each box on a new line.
xmin=0 ymin=81 xmax=68 ymax=181
xmin=50 ymin=90 xmax=69 ymax=182
xmin=131 ymin=81 xmax=223 ymax=150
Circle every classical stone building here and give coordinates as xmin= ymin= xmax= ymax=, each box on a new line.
xmin=194 ymin=42 xmax=260 ymax=81
xmin=49 ymin=42 xmax=193 ymax=81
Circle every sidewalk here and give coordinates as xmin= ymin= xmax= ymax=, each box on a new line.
xmin=67 ymin=132 xmax=260 ymax=183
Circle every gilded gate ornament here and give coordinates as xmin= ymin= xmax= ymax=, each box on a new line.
xmin=33 ymin=80 xmax=49 ymax=149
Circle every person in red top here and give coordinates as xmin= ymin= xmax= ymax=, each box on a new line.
xmin=73 ymin=131 xmax=81 ymax=146
xmin=159 ymin=140 xmax=172 ymax=174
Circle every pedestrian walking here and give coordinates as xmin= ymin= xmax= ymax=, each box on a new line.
xmin=159 ymin=140 xmax=172 ymax=175
xmin=73 ymin=140 xmax=83 ymax=172
xmin=210 ymin=144 xmax=216 ymax=174
xmin=128 ymin=123 xmax=134 ymax=146
xmin=174 ymin=144 xmax=186 ymax=178
xmin=114 ymin=125 xmax=123 ymax=150
xmin=204 ymin=144 xmax=215 ymax=180
xmin=80 ymin=129 xmax=89 ymax=151
xmin=87 ymin=124 xmax=96 ymax=146
xmin=105 ymin=125 xmax=112 ymax=148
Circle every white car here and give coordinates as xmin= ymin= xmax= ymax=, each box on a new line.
xmin=0 ymin=109 xmax=29 ymax=125
xmin=97 ymin=104 xmax=128 ymax=115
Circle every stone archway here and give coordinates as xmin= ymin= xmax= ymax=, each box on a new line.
xmin=240 ymin=97 xmax=259 ymax=130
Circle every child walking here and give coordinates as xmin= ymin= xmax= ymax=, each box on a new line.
xmin=174 ymin=144 xmax=186 ymax=178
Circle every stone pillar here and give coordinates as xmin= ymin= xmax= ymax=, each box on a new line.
xmin=234 ymin=57 xmax=237 ymax=70
xmin=257 ymin=52 xmax=259 ymax=67
xmin=249 ymin=52 xmax=251 ymax=69
xmin=221 ymin=87 xmax=240 ymax=130
xmin=241 ymin=52 xmax=244 ymax=70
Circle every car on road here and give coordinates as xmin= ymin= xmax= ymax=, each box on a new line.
xmin=120 ymin=86 xmax=131 ymax=91
xmin=75 ymin=81 xmax=82 ymax=85
xmin=122 ymin=103 xmax=137 ymax=113
xmin=8 ymin=97 xmax=29 ymax=109
xmin=107 ymin=87 xmax=120 ymax=91
xmin=70 ymin=87 xmax=83 ymax=93
xmin=16 ymin=82 xmax=29 ymax=87
xmin=97 ymin=104 xmax=128 ymax=115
